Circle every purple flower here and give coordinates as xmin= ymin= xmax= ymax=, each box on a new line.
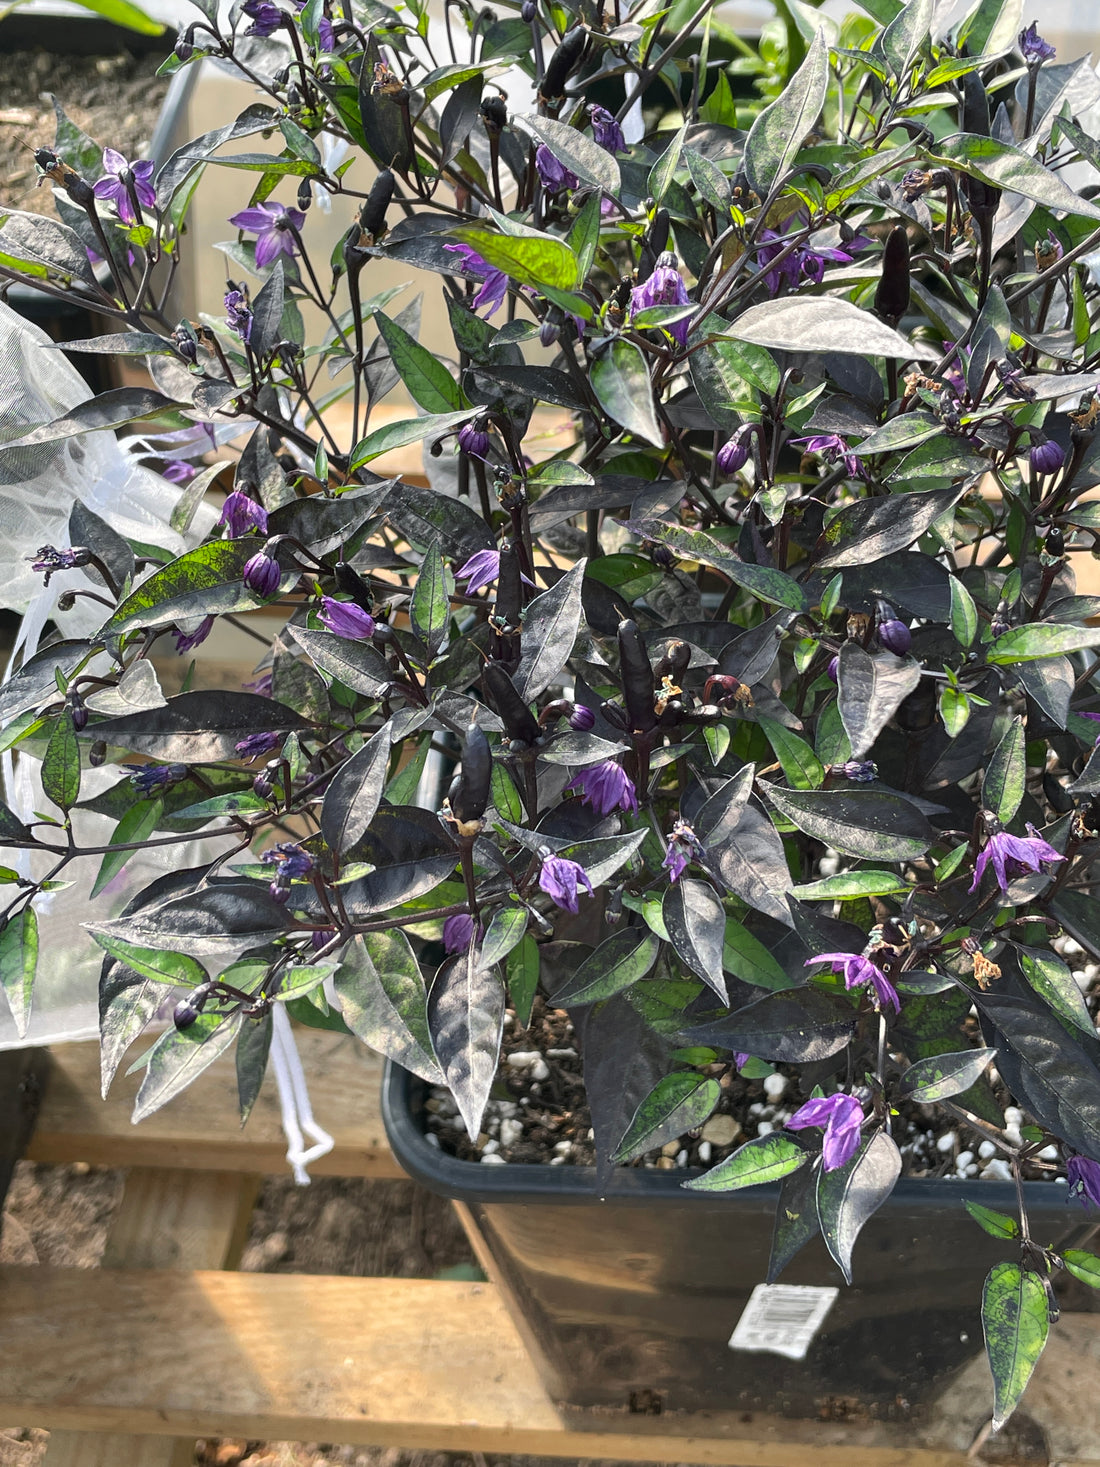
xmin=244 ymin=551 xmax=281 ymax=597
xmin=319 ymin=596 xmax=375 ymax=640
xmin=28 ymin=545 xmax=91 ymax=584
xmin=443 ymin=913 xmax=477 ymax=953
xmin=969 ymin=825 xmax=1064 ymax=894
xmin=535 ymin=144 xmax=579 ymax=193
xmin=805 ymin=951 xmax=899 ymax=1015
xmin=792 ymin=432 xmax=867 ymax=480
xmin=662 ymin=820 xmax=698 ymax=883
xmin=123 ymin=762 xmax=189 ymax=796
xmin=173 ymin=616 xmax=214 ymax=653
xmin=443 ymin=243 xmax=508 ymax=318
xmin=787 ymin=1092 xmax=864 ymax=1172
xmin=456 ymin=548 xmax=500 ymax=596
xmin=756 ymin=226 xmax=869 ymax=295
xmin=224 ymin=286 xmax=253 ymax=342
xmin=1019 ymin=21 xmax=1055 ymax=64
xmin=316 ymin=11 xmax=335 ymax=49
xmin=569 ymin=704 xmax=595 ymax=731
xmin=837 ymin=760 xmax=877 ymax=782
xmin=566 ymin=759 xmax=638 ymax=816
xmin=827 ymin=655 xmax=839 ymax=683
xmin=1030 ymin=438 xmax=1064 ymax=475
xmin=630 ymin=256 xmax=692 ymax=346
xmin=242 ymin=0 xmax=283 ymax=34
xmin=538 ymin=854 xmax=594 ymax=913
xmin=878 ymin=618 xmax=912 ymax=656
xmin=162 ymin=459 xmax=197 ymax=484
xmin=588 ymin=103 xmax=626 ymax=155
xmin=457 ymin=420 xmax=491 ymax=459
xmin=217 ymin=490 xmax=269 ymax=538
xmin=1068 ymin=1156 xmax=1100 ymax=1206
xmin=262 ymin=840 xmax=313 ymax=904
xmin=236 ymin=730 xmax=281 ymax=758
xmin=230 ymin=201 xmax=305 ymax=269
xmin=92 ymin=148 xmax=156 ymax=227
xmin=245 ymin=670 xmax=274 ymax=697
xmin=716 ymin=427 xmax=750 ymax=475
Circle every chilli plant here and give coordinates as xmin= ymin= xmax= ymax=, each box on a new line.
xmin=6 ymin=0 xmax=1100 ymax=1431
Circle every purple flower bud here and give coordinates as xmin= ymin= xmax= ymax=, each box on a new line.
xmin=969 ymin=824 xmax=1063 ymax=894
xmin=69 ymin=694 xmax=88 ymax=732
xmin=630 ymin=254 xmax=692 ymax=346
xmin=716 ymin=429 xmax=750 ymax=476
xmin=662 ymin=820 xmax=698 ymax=883
xmin=837 ymin=760 xmax=877 ymax=782
xmin=236 ymin=730 xmax=281 ymax=759
xmin=123 ymin=762 xmax=189 ymax=796
xmin=878 ymin=618 xmax=911 ymax=656
xmin=457 ymin=420 xmax=491 ymax=459
xmin=443 ymin=913 xmax=477 ymax=953
xmin=827 ymin=656 xmax=839 ymax=682
xmin=535 ymin=145 xmax=579 ymax=194
xmin=218 ymin=490 xmax=269 ymax=538
xmin=311 ymin=927 xmax=333 ymax=951
xmin=253 ymin=770 xmax=275 ymax=799
xmin=1030 ymin=438 xmax=1064 ymax=475
xmin=539 ymin=318 xmax=560 ymax=348
xmin=243 ymin=551 xmax=281 ymax=597
xmin=242 ymin=0 xmax=283 ymax=35
xmin=224 ymin=285 xmax=253 ymax=342
xmin=569 ymin=703 xmax=596 ymax=731
xmin=319 ymin=596 xmax=376 ymax=640
xmin=565 ymin=759 xmax=638 ymax=816
xmin=588 ymin=103 xmax=626 ymax=155
xmin=173 ymin=999 xmax=201 ymax=1030
xmin=521 ymin=0 xmax=536 ymax=19
xmin=1019 ymin=21 xmax=1055 ymax=64
xmin=538 ymin=854 xmax=594 ymax=913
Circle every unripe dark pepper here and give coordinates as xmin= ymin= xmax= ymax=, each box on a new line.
xmin=483 ymin=662 xmax=540 ymax=745
xmin=448 ymin=720 xmax=492 ymax=827
xmin=618 ymin=619 xmax=657 ymax=733
xmin=874 ymin=225 xmax=910 ymax=321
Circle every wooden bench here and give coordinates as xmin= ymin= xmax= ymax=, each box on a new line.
xmin=6 ymin=1032 xmax=1100 ymax=1467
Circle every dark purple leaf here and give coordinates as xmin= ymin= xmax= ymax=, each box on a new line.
xmin=683 ymin=987 xmax=856 ymax=1062
xmin=662 ymin=878 xmax=727 ymax=1002
xmin=87 ymin=691 xmax=312 ymax=763
xmin=816 ymin=1130 xmax=901 ymax=1284
xmin=320 ymin=723 xmax=392 ymax=855
xmin=427 ymin=948 xmax=505 ymax=1139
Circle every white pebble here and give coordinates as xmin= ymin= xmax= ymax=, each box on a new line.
xmin=966 ymin=1164 xmax=979 ymax=1177
xmin=756 ymin=1120 xmax=775 ymax=1136
xmin=1039 ymin=1145 xmax=1059 ymax=1161
xmin=818 ymin=854 xmax=839 ymax=877
xmin=676 ymin=1149 xmax=689 ymax=1167
xmin=499 ymin=1118 xmax=523 ymax=1148
xmin=425 ymin=1132 xmax=440 ymax=1148
xmin=587 ymin=1128 xmax=595 ymax=1141
xmin=549 ymin=1154 xmax=566 ymax=1166
xmin=502 ymin=1012 xmax=514 ymax=1028
xmin=978 ymin=1141 xmax=997 ymax=1161
xmin=482 ymin=1138 xmax=499 ymax=1154
xmin=506 ymin=1050 xmax=539 ymax=1069
xmin=956 ymin=1150 xmax=974 ymax=1170
xmin=1004 ymin=1107 xmax=1024 ymax=1126
xmin=498 ymin=1101 xmax=519 ymax=1119
xmin=698 ymin=1141 xmax=712 ymax=1163
xmin=980 ymin=1159 xmax=1013 ymax=1181
xmin=1075 ymin=971 xmax=1091 ymax=993
xmin=748 ymin=1102 xmax=765 ymax=1116
xmin=937 ymin=1131 xmax=957 ymax=1154
xmin=763 ymin=1073 xmax=788 ymax=1101
xmin=553 ymin=1139 xmax=572 ymax=1156
xmin=1063 ymin=938 xmax=1085 ymax=958
xmin=1004 ymin=1127 xmax=1023 ymax=1148
xmin=530 ymin=1057 xmax=550 ymax=1081
xmin=480 ymin=1152 xmax=507 ymax=1165
xmin=546 ymin=1047 xmax=577 ymax=1058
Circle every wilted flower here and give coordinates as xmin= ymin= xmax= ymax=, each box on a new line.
xmin=805 ymin=951 xmax=899 ymax=1014
xmin=535 ymin=144 xmax=578 ymax=193
xmin=1019 ymin=21 xmax=1055 ymax=64
xmin=787 ymin=1092 xmax=864 ymax=1172
xmin=123 ymin=762 xmax=189 ymax=795
xmin=588 ymin=103 xmax=626 ymax=155
xmin=716 ymin=428 xmax=751 ymax=475
xmin=566 ymin=760 xmax=638 ymax=816
xmin=837 ymin=760 xmax=877 ymax=782
xmin=242 ymin=0 xmax=283 ymax=34
xmin=236 ymin=730 xmax=281 ymax=758
xmin=662 ymin=820 xmax=698 ymax=883
xmin=443 ymin=913 xmax=478 ymax=953
xmin=457 ymin=420 xmax=491 ymax=459
xmin=319 ymin=596 xmax=375 ymax=639
xmin=538 ymin=854 xmax=594 ymax=913
xmin=224 ymin=285 xmax=253 ymax=342
xmin=28 ymin=545 xmax=92 ymax=584
xmin=969 ymin=824 xmax=1064 ymax=893
xmin=262 ymin=840 xmax=314 ymax=904
xmin=456 ymin=548 xmax=500 ymax=596
xmin=229 ymin=202 xmax=305 ymax=269
xmin=443 ymin=243 xmax=508 ymax=317
xmin=173 ymin=616 xmax=214 ymax=653
xmin=792 ymin=432 xmax=867 ymax=480
xmin=217 ymin=490 xmax=269 ymax=538
xmin=630 ymin=254 xmax=692 ymax=346
xmin=92 ymin=148 xmax=155 ymax=226
xmin=569 ymin=703 xmax=595 ymax=731
xmin=1030 ymin=438 xmax=1065 ymax=475
xmin=243 ymin=551 xmax=281 ymax=597
xmin=1067 ymin=1155 xmax=1100 ymax=1206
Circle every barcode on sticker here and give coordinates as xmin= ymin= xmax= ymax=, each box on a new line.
xmin=728 ymin=1283 xmax=839 ymax=1361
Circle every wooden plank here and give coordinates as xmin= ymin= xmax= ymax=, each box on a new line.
xmin=26 ymin=1030 xmax=404 ymax=1179
xmin=0 ymin=1266 xmax=1005 ymax=1466
xmin=0 ymin=1048 xmax=49 ymax=1208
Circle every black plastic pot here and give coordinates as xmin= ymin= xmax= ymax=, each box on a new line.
xmin=383 ymin=1062 xmax=1093 ymax=1423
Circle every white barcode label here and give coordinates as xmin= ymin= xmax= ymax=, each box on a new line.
xmin=728 ymin=1283 xmax=839 ymax=1361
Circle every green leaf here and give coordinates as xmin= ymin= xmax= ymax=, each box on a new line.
xmin=1063 ymin=1250 xmax=1100 ymax=1289
xmin=555 ymin=928 xmax=661 ymax=1005
xmin=567 ymin=192 xmax=602 ymax=283
xmin=982 ymin=717 xmax=1026 ymax=824
xmin=349 ymin=409 xmax=474 ymax=468
xmin=949 ymin=576 xmax=979 ymax=649
xmin=790 ymin=870 xmax=910 ymax=901
xmin=759 ymin=780 xmax=934 ymax=862
xmin=982 ymin=1262 xmax=1050 ymax=1433
xmin=374 ymin=310 xmax=463 ymax=413
xmin=334 ymin=930 xmax=444 ymax=1084
xmin=622 ymin=517 xmax=805 ymax=610
xmin=590 ymin=338 xmax=663 ymax=447
xmin=648 ymin=122 xmax=688 ymax=204
xmin=758 ymin=716 xmax=824 ymax=789
xmin=683 ymin=1131 xmax=807 ymax=1192
xmin=410 ymin=537 xmax=452 ymax=659
xmin=90 ymin=798 xmax=164 ymax=899
xmin=66 ymin=0 xmax=165 ymax=34
xmin=320 ymin=722 xmax=392 ymax=856
xmin=897 ymin=1046 xmax=997 ymax=1102
xmin=479 ymin=906 xmax=528 ymax=970
xmin=385 ymin=733 xmax=432 ymax=806
xmin=101 ymin=540 xmax=273 ymax=637
xmin=879 ymin=0 xmax=932 ymax=79
xmin=965 ymin=1200 xmax=1019 ymax=1240
xmin=727 ymin=297 xmax=930 ymax=360
xmin=940 ymin=685 xmax=971 ymax=737
xmin=490 ymin=761 xmax=523 ymax=823
xmin=930 ymin=133 xmax=1100 ymax=222
xmin=723 ymin=918 xmax=790 ymax=990
xmin=447 ymin=225 xmax=578 ymax=292
xmin=988 ymin=624 xmax=1100 ymax=663
xmin=0 ymin=908 xmax=37 ymax=1038
xmin=1017 ymin=945 xmax=1095 ymax=1037
xmin=133 ymin=1012 xmax=243 ymax=1121
xmin=612 ymin=1072 xmax=721 ymax=1163
xmin=171 ymin=791 xmax=270 ymax=822
xmin=743 ymin=28 xmax=829 ymax=200
xmin=89 ymin=932 xmax=208 ymax=989
xmin=507 ymin=933 xmax=540 ymax=1029
xmin=514 ymin=114 xmax=621 ymax=194
xmin=42 ymin=710 xmax=80 ymax=812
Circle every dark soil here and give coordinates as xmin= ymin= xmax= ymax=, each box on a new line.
xmin=0 ymin=48 xmax=169 ymax=220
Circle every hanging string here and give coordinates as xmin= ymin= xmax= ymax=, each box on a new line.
xmin=269 ymin=1001 xmax=334 ymax=1184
